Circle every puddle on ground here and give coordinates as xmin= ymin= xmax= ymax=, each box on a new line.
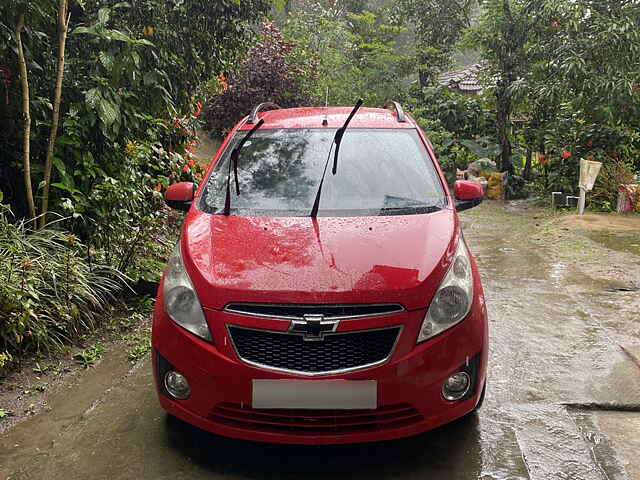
xmin=585 ymin=231 xmax=640 ymax=256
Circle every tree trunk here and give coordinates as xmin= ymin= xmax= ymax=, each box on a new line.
xmin=419 ymin=69 xmax=430 ymax=87
xmin=496 ymin=89 xmax=513 ymax=175
xmin=40 ymin=0 xmax=70 ymax=229
xmin=524 ymin=148 xmax=532 ymax=180
xmin=15 ymin=13 xmax=36 ymax=220
xmin=495 ymin=0 xmax=516 ymax=176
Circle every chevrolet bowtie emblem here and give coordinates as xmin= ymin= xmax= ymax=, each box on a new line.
xmin=290 ymin=314 xmax=339 ymax=341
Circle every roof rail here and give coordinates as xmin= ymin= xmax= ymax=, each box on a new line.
xmin=248 ymin=102 xmax=281 ymax=124
xmin=382 ymin=101 xmax=407 ymax=123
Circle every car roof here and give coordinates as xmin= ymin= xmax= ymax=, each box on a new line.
xmin=238 ymin=107 xmax=416 ymax=130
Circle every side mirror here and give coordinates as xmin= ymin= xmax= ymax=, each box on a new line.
xmin=454 ymin=180 xmax=484 ymax=212
xmin=165 ymin=182 xmax=195 ymax=212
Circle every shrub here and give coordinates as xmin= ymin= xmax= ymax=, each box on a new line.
xmin=409 ymin=87 xmax=498 ymax=185
xmin=54 ymin=122 xmax=202 ymax=278
xmin=204 ymin=22 xmax=316 ymax=138
xmin=0 ymin=210 xmax=124 ymax=357
xmin=591 ymin=156 xmax=635 ymax=212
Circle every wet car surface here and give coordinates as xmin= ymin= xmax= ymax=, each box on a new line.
xmin=1 ymin=204 xmax=639 ymax=479
xmin=155 ymin=106 xmax=488 ymax=443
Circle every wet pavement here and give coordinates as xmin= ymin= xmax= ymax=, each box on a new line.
xmin=1 ymin=204 xmax=640 ymax=479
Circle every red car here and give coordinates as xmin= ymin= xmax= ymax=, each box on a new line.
xmin=153 ymin=101 xmax=488 ymax=445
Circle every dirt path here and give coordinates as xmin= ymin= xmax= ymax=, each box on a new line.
xmin=1 ymin=201 xmax=639 ymax=479
xmin=558 ymin=213 xmax=640 ymax=233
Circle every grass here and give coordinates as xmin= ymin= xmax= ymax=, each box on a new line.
xmin=104 ymin=301 xmax=152 ymax=362
xmin=32 ymin=362 xmax=54 ymax=375
xmin=73 ymin=343 xmax=105 ymax=368
xmin=464 ymin=200 xmax=630 ymax=267
xmin=0 ymin=215 xmax=126 ymax=358
xmin=126 ymin=333 xmax=151 ymax=361
xmin=0 ymin=408 xmax=14 ymax=418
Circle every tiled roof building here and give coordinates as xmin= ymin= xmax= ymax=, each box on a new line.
xmin=438 ymin=64 xmax=483 ymax=95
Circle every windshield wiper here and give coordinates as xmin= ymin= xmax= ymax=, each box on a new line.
xmin=310 ymin=99 xmax=363 ymax=217
xmin=223 ymin=119 xmax=264 ymax=216
xmin=332 ymin=99 xmax=363 ymax=175
xmin=378 ymin=205 xmax=443 ymax=215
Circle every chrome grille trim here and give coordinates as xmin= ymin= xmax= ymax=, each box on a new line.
xmin=226 ymin=325 xmax=403 ymax=376
xmin=223 ymin=302 xmax=405 ymax=320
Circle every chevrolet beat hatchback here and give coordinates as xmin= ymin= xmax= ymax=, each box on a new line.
xmin=153 ymin=101 xmax=488 ymax=445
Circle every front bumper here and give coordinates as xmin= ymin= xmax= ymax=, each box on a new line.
xmin=152 ymin=294 xmax=488 ymax=445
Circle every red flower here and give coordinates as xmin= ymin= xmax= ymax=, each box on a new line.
xmin=538 ymin=153 xmax=548 ymax=166
xmin=183 ymin=164 xmax=190 ymax=173
xmin=188 ymin=159 xmax=196 ymax=167
xmin=561 ymin=151 xmax=571 ymax=159
xmin=218 ymin=73 xmax=229 ymax=91
xmin=193 ymin=102 xmax=203 ymax=117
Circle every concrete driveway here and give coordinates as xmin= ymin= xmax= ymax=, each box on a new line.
xmin=2 ymin=203 xmax=639 ymax=479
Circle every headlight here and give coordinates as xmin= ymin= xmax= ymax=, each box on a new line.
xmin=163 ymin=242 xmax=212 ymax=342
xmin=417 ymin=236 xmax=474 ymax=343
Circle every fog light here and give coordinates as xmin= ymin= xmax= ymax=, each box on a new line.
xmin=164 ymin=370 xmax=191 ymax=399
xmin=442 ymin=372 xmax=471 ymax=401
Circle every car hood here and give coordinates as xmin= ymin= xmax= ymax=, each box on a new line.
xmin=181 ymin=209 xmax=458 ymax=311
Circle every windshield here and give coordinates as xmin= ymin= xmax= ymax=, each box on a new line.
xmin=199 ymin=128 xmax=446 ymax=217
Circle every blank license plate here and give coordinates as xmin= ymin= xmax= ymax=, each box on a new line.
xmin=252 ymin=379 xmax=377 ymax=410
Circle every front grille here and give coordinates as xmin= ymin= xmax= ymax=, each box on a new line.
xmin=210 ymin=402 xmax=422 ymax=434
xmin=224 ymin=303 xmax=404 ymax=319
xmin=228 ymin=326 xmax=401 ymax=374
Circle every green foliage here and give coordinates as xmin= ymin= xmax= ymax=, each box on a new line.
xmin=74 ymin=343 xmax=105 ymax=368
xmin=0 ymin=408 xmax=14 ymax=418
xmin=408 ymin=86 xmax=497 ymax=184
xmin=526 ymin=0 xmax=640 ymax=127
xmin=282 ymin=5 xmax=411 ymax=108
xmin=91 ymin=0 xmax=273 ymax=114
xmin=465 ymin=0 xmax=640 ymax=200
xmin=521 ymin=0 xmax=640 ymax=204
xmin=464 ymin=0 xmax=534 ymax=174
xmin=32 ymin=361 xmax=54 ymax=374
xmin=126 ymin=333 xmax=151 ymax=361
xmin=0 ymin=351 xmax=12 ymax=368
xmin=591 ymin=155 xmax=635 ymax=212
xmin=0 ymin=0 xmax=271 ymax=228
xmin=345 ymin=10 xmax=413 ymax=105
xmin=394 ymin=0 xmax=476 ymax=85
xmin=0 ymin=211 xmax=124 ymax=357
xmin=54 ymin=135 xmax=198 ymax=276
